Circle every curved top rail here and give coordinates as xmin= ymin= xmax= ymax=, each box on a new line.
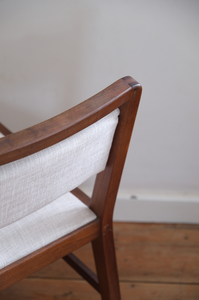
xmin=0 ymin=77 xmax=141 ymax=165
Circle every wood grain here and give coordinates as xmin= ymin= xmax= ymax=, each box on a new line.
xmin=0 ymin=219 xmax=100 ymax=291
xmin=1 ymin=222 xmax=199 ymax=299
xmin=31 ymin=223 xmax=199 ymax=284
xmin=1 ymin=278 xmax=199 ymax=300
xmin=0 ymin=77 xmax=139 ymax=166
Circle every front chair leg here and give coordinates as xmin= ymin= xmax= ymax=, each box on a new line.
xmin=92 ymin=224 xmax=121 ymax=300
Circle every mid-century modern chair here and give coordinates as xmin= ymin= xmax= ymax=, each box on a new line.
xmin=0 ymin=76 xmax=142 ymax=300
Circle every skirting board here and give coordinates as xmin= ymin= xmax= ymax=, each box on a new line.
xmin=80 ymin=187 xmax=199 ymax=223
xmin=113 ymin=192 xmax=199 ymax=224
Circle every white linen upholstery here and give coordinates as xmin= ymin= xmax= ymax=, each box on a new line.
xmin=0 ymin=132 xmax=4 ymax=138
xmin=0 ymin=109 xmax=119 ymax=229
xmin=0 ymin=192 xmax=96 ymax=269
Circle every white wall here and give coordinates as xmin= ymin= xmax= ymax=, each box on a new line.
xmin=0 ymin=1 xmax=199 ymax=220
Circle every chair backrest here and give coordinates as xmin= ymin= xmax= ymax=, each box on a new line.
xmin=0 ymin=109 xmax=119 ymax=229
xmin=0 ymin=76 xmax=142 ymax=228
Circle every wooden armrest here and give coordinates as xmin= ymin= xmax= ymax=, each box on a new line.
xmin=0 ymin=77 xmax=141 ymax=166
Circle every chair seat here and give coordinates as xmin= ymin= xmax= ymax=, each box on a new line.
xmin=0 ymin=192 xmax=96 ymax=269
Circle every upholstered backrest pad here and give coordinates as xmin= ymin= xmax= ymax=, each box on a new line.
xmin=0 ymin=109 xmax=119 ymax=229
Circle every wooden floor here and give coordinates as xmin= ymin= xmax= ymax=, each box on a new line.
xmin=1 ymin=222 xmax=199 ymax=299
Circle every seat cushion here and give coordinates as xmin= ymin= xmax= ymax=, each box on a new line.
xmin=0 ymin=192 xmax=96 ymax=269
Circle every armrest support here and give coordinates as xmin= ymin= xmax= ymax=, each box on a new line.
xmin=0 ymin=123 xmax=12 ymax=136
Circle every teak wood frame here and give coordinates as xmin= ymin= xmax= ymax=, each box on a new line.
xmin=0 ymin=76 xmax=142 ymax=300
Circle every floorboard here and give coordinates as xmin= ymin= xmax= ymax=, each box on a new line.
xmin=1 ymin=222 xmax=199 ymax=299
xmin=1 ymin=279 xmax=199 ymax=300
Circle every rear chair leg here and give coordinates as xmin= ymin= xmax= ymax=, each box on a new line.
xmin=92 ymin=224 xmax=121 ymax=300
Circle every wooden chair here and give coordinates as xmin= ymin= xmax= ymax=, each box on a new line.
xmin=0 ymin=76 xmax=142 ymax=300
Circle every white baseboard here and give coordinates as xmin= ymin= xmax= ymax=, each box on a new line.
xmin=80 ymin=187 xmax=199 ymax=224
xmin=113 ymin=191 xmax=199 ymax=224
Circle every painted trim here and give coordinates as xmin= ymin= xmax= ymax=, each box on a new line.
xmin=113 ymin=192 xmax=199 ymax=223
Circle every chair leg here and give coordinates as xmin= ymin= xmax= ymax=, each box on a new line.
xmin=92 ymin=224 xmax=121 ymax=300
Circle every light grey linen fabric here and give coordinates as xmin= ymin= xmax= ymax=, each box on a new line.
xmin=0 ymin=109 xmax=119 ymax=229
xmin=0 ymin=192 xmax=96 ymax=269
xmin=0 ymin=132 xmax=4 ymax=138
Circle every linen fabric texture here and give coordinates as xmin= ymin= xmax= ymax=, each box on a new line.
xmin=0 ymin=109 xmax=119 ymax=268
xmin=0 ymin=192 xmax=96 ymax=269
xmin=0 ymin=109 xmax=119 ymax=229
